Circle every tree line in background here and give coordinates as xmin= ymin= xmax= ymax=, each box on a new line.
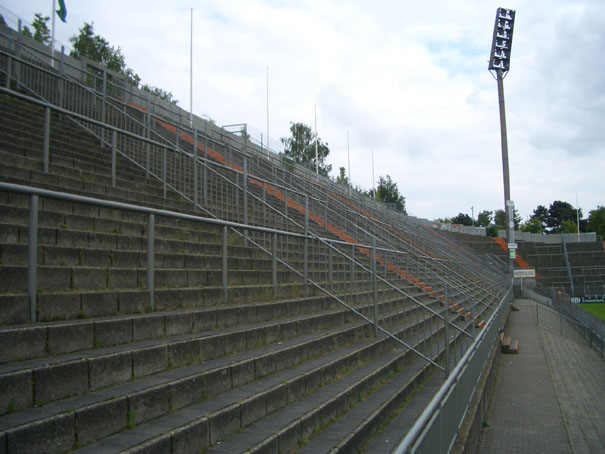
xmin=20 ymin=13 xmax=175 ymax=103
xmin=439 ymin=202 xmax=605 ymax=240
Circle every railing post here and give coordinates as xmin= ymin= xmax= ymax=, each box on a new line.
xmin=243 ymin=159 xmax=248 ymax=245
xmin=162 ymin=148 xmax=167 ymax=198
xmin=222 ymin=226 xmax=228 ymax=303
xmin=444 ymin=281 xmax=450 ymax=378
xmin=329 ymin=247 xmax=333 ymax=293
xmin=43 ymin=107 xmax=50 ymax=173
xmin=5 ymin=54 xmax=11 ymax=89
xmin=272 ymin=233 xmax=277 ymax=298
xmin=147 ymin=214 xmax=155 ymax=312
xmin=111 ymin=130 xmax=117 ymax=187
xmin=202 ymin=137 xmax=208 ymax=207
xmin=193 ymin=129 xmax=198 ymax=209
xmin=324 ymin=200 xmax=328 ymax=232
xmin=304 ymin=195 xmax=309 ymax=291
xmin=372 ymin=238 xmax=378 ymax=337
xmin=59 ymin=46 xmax=65 ymax=107
xmin=28 ymin=195 xmax=39 ymax=322
xmin=145 ymin=99 xmax=151 ymax=177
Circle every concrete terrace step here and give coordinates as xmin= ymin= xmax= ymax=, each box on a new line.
xmin=68 ymin=307 xmax=444 ymax=454
xmin=0 ymin=294 xmax=439 ymax=453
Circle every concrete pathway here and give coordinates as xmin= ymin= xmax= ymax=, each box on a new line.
xmin=478 ymin=299 xmax=605 ymax=454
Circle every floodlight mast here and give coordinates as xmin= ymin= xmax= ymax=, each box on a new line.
xmin=489 ymin=7 xmax=516 ymax=276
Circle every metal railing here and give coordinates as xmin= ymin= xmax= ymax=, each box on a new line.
xmin=0 ymin=18 xmax=508 ymax=369
xmin=394 ymin=286 xmax=513 ymax=454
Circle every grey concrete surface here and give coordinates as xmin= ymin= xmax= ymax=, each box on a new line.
xmin=478 ymin=299 xmax=605 ymax=454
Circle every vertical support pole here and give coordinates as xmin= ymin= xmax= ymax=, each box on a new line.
xmin=28 ymin=195 xmax=39 ymax=322
xmin=372 ymin=238 xmax=378 ymax=337
xmin=272 ymin=233 xmax=277 ymax=298
xmin=262 ymin=183 xmax=267 ymax=226
xmin=111 ymin=130 xmax=117 ymax=187
xmin=222 ymin=226 xmax=228 ymax=303
xmin=444 ymin=281 xmax=450 ymax=378
xmin=193 ymin=129 xmax=198 ymax=209
xmin=147 ymin=214 xmax=155 ymax=312
xmin=5 ymin=54 xmax=11 ymax=89
xmin=329 ymin=247 xmax=333 ymax=293
xmin=304 ymin=195 xmax=309 ymax=291
xmin=324 ymin=200 xmax=328 ymax=232
xmin=162 ymin=148 xmax=167 ymax=198
xmin=536 ymin=300 xmax=539 ymax=326
xmin=145 ymin=99 xmax=151 ymax=177
xmin=101 ymin=70 xmax=107 ymax=146
xmin=59 ymin=46 xmax=65 ymax=107
xmin=496 ymin=70 xmax=513 ymax=277
xmin=43 ymin=107 xmax=50 ymax=173
xmin=202 ymin=137 xmax=208 ymax=207
xmin=284 ymin=189 xmax=288 ymax=217
xmin=243 ymin=159 xmax=248 ymax=245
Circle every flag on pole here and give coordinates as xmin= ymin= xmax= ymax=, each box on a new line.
xmin=56 ymin=0 xmax=67 ymax=23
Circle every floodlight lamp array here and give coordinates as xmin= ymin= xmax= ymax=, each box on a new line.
xmin=489 ymin=7 xmax=515 ymax=72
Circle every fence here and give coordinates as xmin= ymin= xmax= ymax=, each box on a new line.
xmin=522 ymin=286 xmax=604 ymax=355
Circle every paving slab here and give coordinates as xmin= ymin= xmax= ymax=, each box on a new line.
xmin=478 ymin=299 xmax=573 ymax=454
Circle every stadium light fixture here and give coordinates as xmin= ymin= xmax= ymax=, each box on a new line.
xmin=488 ymin=7 xmax=516 ymax=276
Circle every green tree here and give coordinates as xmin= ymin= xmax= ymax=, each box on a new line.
xmin=451 ymin=213 xmax=473 ymax=226
xmin=280 ymin=122 xmax=331 ymax=176
xmin=21 ymin=13 xmax=50 ymax=45
xmin=520 ymin=217 xmax=544 ymax=233
xmin=477 ymin=210 xmax=493 ymax=227
xmin=141 ymin=84 xmax=176 ymax=103
xmin=69 ymin=22 xmax=140 ymax=86
xmin=376 ymin=175 xmax=406 ymax=214
xmin=335 ymin=166 xmax=349 ymax=187
xmin=561 ymin=219 xmax=578 ymax=234
xmin=586 ymin=206 xmax=605 ymax=240
xmin=547 ymin=201 xmax=581 ymax=233
xmin=530 ymin=205 xmax=549 ymax=231
xmin=494 ymin=208 xmax=521 ymax=230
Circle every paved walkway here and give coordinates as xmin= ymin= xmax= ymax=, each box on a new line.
xmin=478 ymin=299 xmax=605 ymax=454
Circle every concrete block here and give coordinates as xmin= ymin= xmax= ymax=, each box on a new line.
xmin=249 ymin=436 xmax=279 ymax=454
xmin=224 ymin=331 xmax=246 ymax=355
xmin=215 ymin=307 xmax=239 ymax=329
xmin=0 ymin=266 xmax=27 ymax=292
xmin=170 ymin=418 xmax=210 ymax=453
xmin=277 ymin=420 xmax=301 ymax=454
xmin=111 ymin=250 xmax=142 ymax=268
xmin=33 ymin=359 xmax=88 ymax=404
xmin=133 ymin=345 xmax=167 ymax=378
xmin=75 ymin=397 xmax=128 ymax=445
xmin=231 ymin=359 xmax=255 ymax=388
xmin=200 ymin=335 xmax=225 ymax=361
xmin=38 ymin=292 xmax=81 ymax=321
xmin=79 ymin=248 xmax=112 ymax=267
xmin=209 ymin=403 xmax=241 ymax=445
xmin=167 ymin=339 xmax=200 ymax=368
xmin=203 ymin=368 xmax=231 ymax=398
xmin=122 ymin=433 xmax=172 ymax=454
xmin=254 ymin=354 xmax=276 ymax=379
xmin=56 ymin=229 xmax=88 ymax=247
xmin=6 ymin=412 xmax=75 ymax=453
xmin=108 ymin=268 xmax=138 ymax=289
xmin=119 ymin=290 xmax=149 ymax=315
xmin=0 ymin=294 xmax=29 ymax=324
xmin=186 ymin=269 xmax=208 ymax=287
xmin=0 ymin=325 xmax=46 ymax=363
xmin=241 ymin=395 xmax=266 ymax=428
xmin=169 ymin=375 xmax=204 ymax=411
xmin=47 ymin=321 xmax=94 ymax=354
xmin=95 ymin=318 xmax=133 ymax=347
xmin=42 ymin=245 xmax=80 ymax=266
xmin=265 ymin=385 xmax=288 ymax=414
xmin=72 ymin=267 xmax=107 ymax=290
xmin=0 ymin=370 xmax=32 ymax=414
xmin=88 ymin=351 xmax=132 ymax=389
xmin=81 ymin=291 xmax=118 ymax=317
xmin=128 ymin=384 xmax=170 ymax=425
xmin=165 ymin=312 xmax=192 ymax=336
xmin=192 ymin=309 xmax=216 ymax=331
xmin=133 ymin=314 xmax=164 ymax=341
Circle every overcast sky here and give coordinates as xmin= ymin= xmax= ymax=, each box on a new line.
xmin=2 ymin=0 xmax=603 ymax=221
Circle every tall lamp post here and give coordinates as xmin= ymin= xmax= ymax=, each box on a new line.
xmin=489 ymin=7 xmax=516 ymax=276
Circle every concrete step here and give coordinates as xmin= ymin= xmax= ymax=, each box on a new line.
xmin=0 ymin=295 xmax=434 ymax=452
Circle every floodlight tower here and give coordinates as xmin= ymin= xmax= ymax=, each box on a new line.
xmin=489 ymin=7 xmax=516 ymax=276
